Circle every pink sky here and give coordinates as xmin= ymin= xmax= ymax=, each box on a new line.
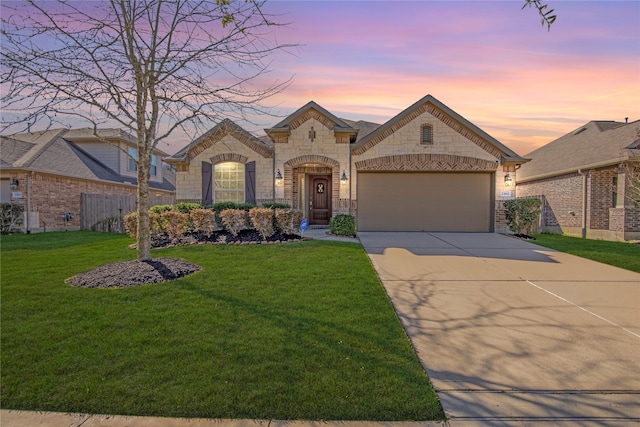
xmin=252 ymin=0 xmax=640 ymax=156
xmin=3 ymin=1 xmax=638 ymax=157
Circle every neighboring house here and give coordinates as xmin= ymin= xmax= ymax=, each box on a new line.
xmin=0 ymin=128 xmax=175 ymax=232
xmin=166 ymin=94 xmax=528 ymax=232
xmin=517 ymin=120 xmax=640 ymax=241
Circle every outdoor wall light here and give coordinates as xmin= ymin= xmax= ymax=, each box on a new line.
xmin=504 ymin=173 xmax=512 ymax=187
xmin=275 ymin=169 xmax=283 ymax=185
xmin=9 ymin=179 xmax=19 ymax=190
xmin=340 ymin=171 xmax=348 ymax=185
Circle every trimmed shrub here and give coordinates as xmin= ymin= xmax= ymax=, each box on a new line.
xmin=219 ymin=209 xmax=247 ymax=237
xmin=262 ymin=202 xmax=291 ymax=209
xmin=161 ymin=210 xmax=189 ymax=240
xmin=249 ymin=208 xmax=275 ymax=240
xmin=175 ymin=202 xmax=202 ymax=214
xmin=504 ymin=198 xmax=542 ymax=235
xmin=190 ymin=208 xmax=216 ymax=237
xmin=149 ymin=211 xmax=166 ymax=237
xmin=211 ymin=201 xmax=255 ymax=212
xmin=0 ymin=203 xmax=24 ymax=234
xmin=124 ymin=211 xmax=138 ymax=238
xmin=329 ymin=214 xmax=356 ymax=237
xmin=275 ymin=209 xmax=304 ymax=235
xmin=149 ymin=204 xmax=173 ymax=214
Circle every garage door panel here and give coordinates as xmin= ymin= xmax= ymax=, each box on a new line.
xmin=357 ymin=172 xmax=491 ymax=232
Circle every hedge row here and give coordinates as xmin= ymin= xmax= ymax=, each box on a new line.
xmin=124 ymin=204 xmax=302 ymax=241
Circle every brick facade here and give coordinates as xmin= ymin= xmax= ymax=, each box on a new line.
xmin=518 ymin=173 xmax=583 ymax=231
xmin=516 ymin=165 xmax=640 ymax=240
xmin=8 ymin=172 xmax=142 ymax=231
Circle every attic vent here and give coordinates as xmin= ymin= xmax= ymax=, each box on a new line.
xmin=572 ymin=127 xmax=587 ymax=136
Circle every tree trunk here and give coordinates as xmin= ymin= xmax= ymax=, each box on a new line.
xmin=137 ymin=144 xmax=152 ymax=261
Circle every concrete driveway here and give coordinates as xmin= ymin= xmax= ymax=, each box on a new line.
xmin=359 ymin=232 xmax=640 ymax=424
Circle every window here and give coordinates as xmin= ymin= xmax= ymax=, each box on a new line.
xmin=150 ymin=154 xmax=157 ymax=176
xmin=421 ymin=124 xmax=433 ymax=144
xmin=128 ymin=147 xmax=137 ymax=171
xmin=612 ymin=176 xmax=618 ymax=208
xmin=214 ymin=162 xmax=245 ymax=203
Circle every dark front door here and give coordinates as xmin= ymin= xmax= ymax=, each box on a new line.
xmin=309 ymin=175 xmax=332 ymax=225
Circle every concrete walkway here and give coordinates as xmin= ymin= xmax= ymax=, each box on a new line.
xmin=359 ymin=232 xmax=640 ymax=424
xmin=302 ymin=227 xmax=360 ymax=242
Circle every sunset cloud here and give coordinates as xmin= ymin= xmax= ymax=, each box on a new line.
xmin=255 ymin=0 xmax=640 ymax=157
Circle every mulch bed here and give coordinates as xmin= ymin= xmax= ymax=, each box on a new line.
xmin=65 ymin=257 xmax=202 ymax=289
xmin=151 ymin=229 xmax=302 ymax=248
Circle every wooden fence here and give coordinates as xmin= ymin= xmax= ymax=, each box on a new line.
xmin=80 ymin=193 xmax=175 ymax=233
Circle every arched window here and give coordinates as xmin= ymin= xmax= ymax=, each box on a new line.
xmin=214 ymin=162 xmax=245 ymax=203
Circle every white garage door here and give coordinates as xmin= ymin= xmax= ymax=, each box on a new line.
xmin=357 ymin=172 xmax=492 ymax=232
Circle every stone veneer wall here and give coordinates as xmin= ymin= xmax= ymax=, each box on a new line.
xmin=274 ymin=118 xmax=351 ymax=203
xmin=175 ymin=133 xmax=273 ymax=203
xmin=351 ymin=109 xmax=499 ymax=202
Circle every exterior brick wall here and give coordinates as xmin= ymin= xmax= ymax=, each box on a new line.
xmin=588 ymin=167 xmax=617 ymax=230
xmin=517 ymin=174 xmax=583 ymax=230
xmin=9 ymin=172 xmax=148 ymax=231
xmin=626 ymin=207 xmax=640 ymax=232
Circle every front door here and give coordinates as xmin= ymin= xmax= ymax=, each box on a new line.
xmin=309 ymin=175 xmax=332 ymax=225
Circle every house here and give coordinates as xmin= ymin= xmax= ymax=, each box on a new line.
xmin=516 ymin=120 xmax=640 ymax=241
xmin=167 ymin=94 xmax=528 ymax=232
xmin=0 ymin=128 xmax=175 ymax=232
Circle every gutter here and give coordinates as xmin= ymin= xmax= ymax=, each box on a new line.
xmin=517 ymin=157 xmax=629 ymax=184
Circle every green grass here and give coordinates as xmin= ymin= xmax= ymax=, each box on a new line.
xmin=532 ymin=233 xmax=640 ymax=273
xmin=0 ymin=232 xmax=444 ymax=421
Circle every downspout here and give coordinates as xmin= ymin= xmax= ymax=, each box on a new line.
xmin=579 ymin=169 xmax=588 ymax=239
xmin=348 ymin=146 xmax=352 ymax=216
xmin=26 ymin=171 xmax=33 ymax=233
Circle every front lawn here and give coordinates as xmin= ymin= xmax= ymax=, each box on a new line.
xmin=0 ymin=232 xmax=444 ymax=420
xmin=532 ymin=233 xmax=640 ymax=273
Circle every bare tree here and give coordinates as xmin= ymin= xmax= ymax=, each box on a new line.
xmin=625 ymin=162 xmax=640 ymax=206
xmin=522 ymin=0 xmax=557 ymax=30
xmin=1 ymin=0 xmax=291 ymax=260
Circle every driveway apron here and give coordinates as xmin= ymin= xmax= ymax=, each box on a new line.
xmin=359 ymin=232 xmax=640 ymax=423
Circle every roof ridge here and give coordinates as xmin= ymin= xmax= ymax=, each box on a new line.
xmin=14 ymin=128 xmax=68 ymax=167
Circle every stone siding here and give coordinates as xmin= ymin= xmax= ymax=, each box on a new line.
xmin=175 ymin=133 xmax=273 ymax=203
xmin=352 ymin=109 xmax=499 ymax=204
xmin=274 ymin=118 xmax=351 ymax=202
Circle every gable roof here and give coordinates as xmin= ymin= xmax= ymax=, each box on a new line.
xmin=0 ymin=129 xmax=175 ymax=192
xmin=351 ymin=94 xmax=527 ymax=164
xmin=167 ymin=118 xmax=273 ymax=163
xmin=517 ymin=120 xmax=640 ymax=182
xmin=268 ymin=101 xmax=356 ymax=132
xmin=340 ymin=119 xmax=381 ymax=143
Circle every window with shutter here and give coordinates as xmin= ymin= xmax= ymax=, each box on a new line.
xmin=214 ymin=162 xmax=245 ymax=203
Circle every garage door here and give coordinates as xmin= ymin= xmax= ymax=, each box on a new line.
xmin=357 ymin=172 xmax=492 ymax=232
